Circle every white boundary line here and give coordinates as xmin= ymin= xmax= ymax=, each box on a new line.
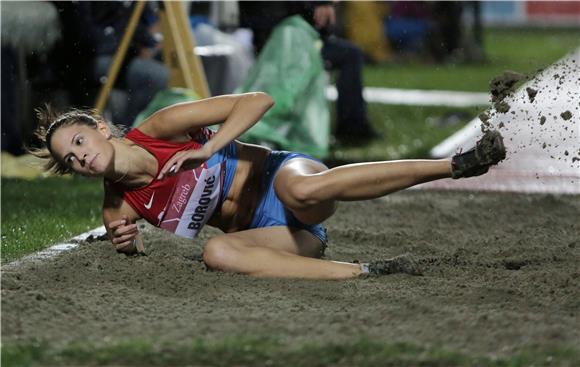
xmin=3 ymin=225 xmax=107 ymax=270
xmin=327 ymin=86 xmax=490 ymax=107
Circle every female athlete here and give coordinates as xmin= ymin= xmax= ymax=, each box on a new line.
xmin=31 ymin=93 xmax=505 ymax=279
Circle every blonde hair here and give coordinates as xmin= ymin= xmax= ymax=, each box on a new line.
xmin=27 ymin=105 xmax=125 ymax=175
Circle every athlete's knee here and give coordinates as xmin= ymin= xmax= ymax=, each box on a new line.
xmin=203 ymin=237 xmax=239 ymax=271
xmin=282 ymin=176 xmax=322 ymax=209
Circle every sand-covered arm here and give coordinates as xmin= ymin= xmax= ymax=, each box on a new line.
xmin=102 ymin=184 xmax=144 ymax=255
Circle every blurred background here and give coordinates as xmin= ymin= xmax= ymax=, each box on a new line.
xmin=1 ymin=1 xmax=579 ymax=261
xmin=2 ymin=1 xmax=578 ymax=160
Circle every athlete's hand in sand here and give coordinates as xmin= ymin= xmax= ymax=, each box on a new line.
xmin=157 ymin=146 xmax=212 ymax=180
xmin=108 ymin=217 xmax=139 ymax=254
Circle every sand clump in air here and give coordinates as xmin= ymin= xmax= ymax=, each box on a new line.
xmin=474 ymin=71 xmax=526 ymax=156
xmin=525 ymin=87 xmax=538 ymax=103
xmin=489 ymin=71 xmax=525 ymax=113
xmin=560 ymin=110 xmax=572 ymax=120
xmin=478 ymin=71 xmax=526 ymax=132
xmin=478 ymin=60 xmax=579 ymax=166
xmin=539 ymin=116 xmax=546 ymax=125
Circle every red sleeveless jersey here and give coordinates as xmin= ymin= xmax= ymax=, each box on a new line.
xmin=121 ymin=128 xmax=226 ymax=239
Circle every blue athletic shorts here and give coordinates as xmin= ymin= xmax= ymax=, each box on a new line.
xmin=249 ymin=151 xmax=328 ymax=247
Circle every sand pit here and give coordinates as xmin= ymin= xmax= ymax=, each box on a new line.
xmin=2 ymin=191 xmax=579 ymax=362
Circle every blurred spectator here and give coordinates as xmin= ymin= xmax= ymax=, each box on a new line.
xmin=461 ymin=1 xmax=486 ymax=63
xmin=1 ymin=0 xmax=62 ymax=155
xmin=343 ymin=1 xmax=392 ymax=64
xmin=49 ymin=2 xmax=99 ymax=108
xmin=385 ymin=1 xmax=484 ymax=64
xmin=48 ymin=1 xmax=168 ymax=127
xmin=239 ymin=1 xmax=378 ymax=143
xmin=385 ymin=1 xmax=431 ymax=57
xmin=1 ymin=46 xmax=23 ymax=155
xmin=89 ymin=1 xmax=169 ymax=127
xmin=429 ymin=1 xmax=463 ymax=63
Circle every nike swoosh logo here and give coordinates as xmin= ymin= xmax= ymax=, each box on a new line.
xmin=144 ymin=192 xmax=155 ymax=209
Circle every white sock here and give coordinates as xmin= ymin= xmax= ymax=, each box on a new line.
xmin=360 ymin=263 xmax=370 ymax=274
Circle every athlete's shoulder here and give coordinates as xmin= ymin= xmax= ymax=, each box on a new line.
xmin=134 ymin=113 xmax=187 ymax=141
xmin=125 ymin=127 xmax=155 ymax=142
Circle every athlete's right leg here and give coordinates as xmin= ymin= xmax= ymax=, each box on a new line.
xmin=202 ymin=227 xmax=422 ymax=279
xmin=275 ymin=130 xmax=505 ymax=224
xmin=202 ymin=226 xmax=362 ymax=279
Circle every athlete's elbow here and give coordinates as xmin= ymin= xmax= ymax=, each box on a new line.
xmin=253 ymin=92 xmax=275 ymax=109
xmin=263 ymin=92 xmax=275 ymax=108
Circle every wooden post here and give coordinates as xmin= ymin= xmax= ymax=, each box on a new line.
xmin=94 ymin=1 xmax=146 ymax=113
xmin=158 ymin=0 xmax=210 ymax=98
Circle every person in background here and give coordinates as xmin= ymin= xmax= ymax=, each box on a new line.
xmin=90 ymin=1 xmax=169 ymax=127
xmin=1 ymin=46 xmax=23 ymax=155
xmin=50 ymin=1 xmax=99 ymax=108
xmin=1 ymin=0 xmax=63 ymax=156
xmin=239 ymin=1 xmax=378 ymax=143
xmin=342 ymin=1 xmax=393 ymax=65
xmin=384 ymin=1 xmax=431 ymax=58
xmin=385 ymin=1 xmax=484 ymax=64
xmin=429 ymin=1 xmax=464 ymax=63
xmin=46 ymin=2 xmax=169 ymax=128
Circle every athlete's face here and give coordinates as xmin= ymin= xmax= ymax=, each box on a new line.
xmin=50 ymin=122 xmax=114 ymax=177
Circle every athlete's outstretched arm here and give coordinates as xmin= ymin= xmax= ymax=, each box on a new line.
xmin=139 ymin=93 xmax=274 ymax=178
xmin=139 ymin=92 xmax=274 ymax=148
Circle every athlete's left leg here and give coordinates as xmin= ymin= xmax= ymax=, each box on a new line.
xmin=275 ymin=130 xmax=505 ymax=225
xmin=274 ymin=158 xmax=451 ymax=225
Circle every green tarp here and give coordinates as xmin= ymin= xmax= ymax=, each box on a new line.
xmin=236 ymin=16 xmax=330 ymax=158
xmin=133 ymin=16 xmax=330 ymax=158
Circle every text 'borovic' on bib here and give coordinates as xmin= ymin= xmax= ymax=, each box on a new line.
xmin=158 ymin=163 xmax=224 ymax=239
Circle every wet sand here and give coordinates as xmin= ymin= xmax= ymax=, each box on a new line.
xmin=2 ymin=190 xmax=579 ymax=359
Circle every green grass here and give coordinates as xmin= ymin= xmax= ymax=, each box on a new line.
xmin=1 ymin=176 xmax=103 ymax=263
xmin=3 ymin=337 xmax=578 ymax=367
xmin=330 ymin=104 xmax=479 ymax=162
xmin=364 ymin=28 xmax=580 ymax=91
